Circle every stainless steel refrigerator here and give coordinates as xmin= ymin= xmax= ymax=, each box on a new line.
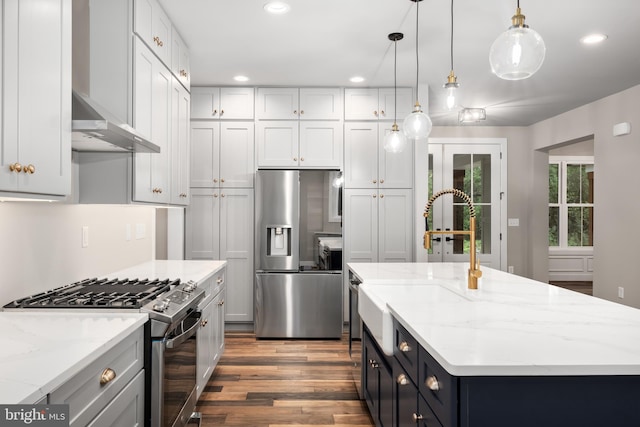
xmin=255 ymin=169 xmax=343 ymax=338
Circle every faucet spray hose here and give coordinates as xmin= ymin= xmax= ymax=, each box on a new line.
xmin=423 ymin=188 xmax=476 ymax=222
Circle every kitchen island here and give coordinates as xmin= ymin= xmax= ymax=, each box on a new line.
xmin=350 ymin=262 xmax=640 ymax=427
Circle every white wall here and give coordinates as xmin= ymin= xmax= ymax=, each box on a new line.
xmin=0 ymin=203 xmax=155 ymax=306
xmin=529 ymin=84 xmax=640 ymax=307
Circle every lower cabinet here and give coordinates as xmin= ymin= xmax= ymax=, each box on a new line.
xmin=49 ymin=325 xmax=145 ymax=427
xmin=196 ymin=270 xmax=227 ymax=398
xmin=185 ymin=188 xmax=254 ymax=323
xmin=363 ymin=319 xmax=640 ymax=427
xmin=363 ymin=326 xmax=393 ymax=427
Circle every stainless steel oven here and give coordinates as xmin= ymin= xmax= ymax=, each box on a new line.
xmin=151 ymin=309 xmax=201 ymax=427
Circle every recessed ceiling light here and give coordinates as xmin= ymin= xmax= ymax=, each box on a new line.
xmin=349 ymin=76 xmax=365 ymax=83
xmin=233 ymin=75 xmax=250 ymax=82
xmin=264 ymin=2 xmax=290 ymax=15
xmin=580 ymin=33 xmax=608 ymax=45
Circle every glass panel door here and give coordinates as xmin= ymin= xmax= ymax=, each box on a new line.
xmin=427 ymin=143 xmax=502 ymax=269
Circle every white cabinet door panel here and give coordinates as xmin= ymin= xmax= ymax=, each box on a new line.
xmin=220 ymin=88 xmax=255 ymax=119
xmin=344 ymin=88 xmax=379 ymax=120
xmin=185 ymin=189 xmax=220 ymax=260
xmin=299 ymin=121 xmax=342 ymax=168
xmin=344 ymin=189 xmax=379 ymax=263
xmin=299 ymin=88 xmax=342 ymax=120
xmin=190 ymin=122 xmax=220 ymax=187
xmin=220 ymin=122 xmax=254 ymax=187
xmin=256 ymin=121 xmax=299 ymax=167
xmin=191 ymin=87 xmax=220 ymax=119
xmin=344 ymin=122 xmax=378 ymax=188
xmin=378 ymin=189 xmax=413 ymax=262
xmin=378 ymin=123 xmax=413 ymax=189
xmin=256 ymin=87 xmax=298 ymax=119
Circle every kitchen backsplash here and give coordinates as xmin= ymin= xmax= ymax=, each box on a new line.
xmin=0 ymin=203 xmax=155 ymax=306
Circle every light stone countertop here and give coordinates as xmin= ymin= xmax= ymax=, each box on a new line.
xmin=0 ymin=260 xmax=226 ymax=404
xmin=0 ymin=312 xmax=147 ymax=404
xmin=351 ymin=262 xmax=640 ymax=376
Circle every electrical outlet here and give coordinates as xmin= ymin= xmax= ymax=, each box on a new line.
xmin=82 ymin=226 xmax=89 ymax=248
xmin=508 ymin=266 xmax=514 ymax=274
xmin=618 ymin=287 xmax=625 ymax=299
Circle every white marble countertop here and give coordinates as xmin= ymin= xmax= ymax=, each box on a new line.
xmin=0 ymin=312 xmax=147 ymax=404
xmin=0 ymin=260 xmax=226 ymax=404
xmin=351 ymin=262 xmax=640 ymax=376
xmin=104 ymin=259 xmax=226 ymax=284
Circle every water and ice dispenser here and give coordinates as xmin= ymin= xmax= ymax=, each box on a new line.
xmin=267 ymin=226 xmax=292 ymax=257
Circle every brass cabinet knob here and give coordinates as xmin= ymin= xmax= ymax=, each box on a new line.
xmin=412 ymin=413 xmax=424 ymax=422
xmin=380 ymin=110 xmax=385 ymax=116
xmin=100 ymin=368 xmax=116 ymax=385
xmin=180 ymin=193 xmax=187 ymax=198
xmin=372 ymin=194 xmax=377 ymax=198
xmin=380 ymin=179 xmax=384 ymax=184
xmin=158 ymin=188 xmax=163 ymax=194
xmin=216 ymin=277 xmax=223 ymax=284
xmin=180 ymin=69 xmax=188 ymax=78
xmin=300 ymin=110 xmax=304 ymax=115
xmin=213 ymin=178 xmax=218 ymax=183
xmin=220 ymin=109 xmax=224 ymax=116
xmin=373 ymin=111 xmax=378 ymax=116
xmin=153 ymin=36 xmax=163 ymax=47
xmin=221 ymin=193 xmax=225 ymax=197
xmin=300 ymin=157 xmax=304 ymax=162
xmin=368 ymin=359 xmax=379 ymax=369
xmin=397 ymin=374 xmax=409 ymax=385
xmin=399 ymin=341 xmax=412 ymax=352
xmin=426 ymin=375 xmax=440 ymax=391
xmin=218 ymin=299 xmax=225 ymax=306
xmin=201 ymin=319 xmax=208 ymax=327
xmin=293 ymin=157 xmax=297 ymax=161
xmin=380 ymin=194 xmax=384 ymax=198
xmin=213 ymin=193 xmax=218 ymax=198
xmin=220 ymin=178 xmax=225 ymax=183
xmin=372 ymin=180 xmax=377 ymax=184
xmin=212 ymin=109 xmax=218 ymax=116
xmin=9 ymin=163 xmax=22 ymax=172
xmin=23 ymin=164 xmax=36 ymax=174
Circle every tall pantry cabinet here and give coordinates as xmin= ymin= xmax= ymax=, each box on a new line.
xmin=342 ymin=89 xmax=414 ymax=266
xmin=186 ymin=87 xmax=255 ymax=323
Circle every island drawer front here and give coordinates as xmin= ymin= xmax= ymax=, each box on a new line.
xmin=49 ymin=326 xmax=144 ymax=427
xmin=417 ymin=394 xmax=443 ymax=427
xmin=418 ymin=346 xmax=458 ymax=427
xmin=393 ymin=320 xmax=419 ymax=384
xmin=200 ymin=267 xmax=227 ymax=303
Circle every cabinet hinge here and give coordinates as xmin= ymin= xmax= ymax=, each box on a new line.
xmin=500 ymin=192 xmax=504 ymax=200
xmin=500 ymin=233 xmax=503 ymax=240
xmin=500 ymin=152 xmax=503 ymax=160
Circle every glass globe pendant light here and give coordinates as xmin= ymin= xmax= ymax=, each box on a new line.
xmin=384 ymin=32 xmax=408 ymax=153
xmin=403 ymin=0 xmax=432 ymax=140
xmin=443 ymin=0 xmax=459 ymax=111
xmin=489 ymin=0 xmax=546 ymax=80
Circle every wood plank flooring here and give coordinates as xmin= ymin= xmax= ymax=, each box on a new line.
xmin=195 ymin=332 xmax=374 ymax=427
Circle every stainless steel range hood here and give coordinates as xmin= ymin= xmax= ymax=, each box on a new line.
xmin=72 ymin=91 xmax=160 ymax=153
xmin=71 ymin=0 xmax=160 ymax=153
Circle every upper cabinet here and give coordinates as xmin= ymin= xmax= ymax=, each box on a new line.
xmin=344 ymin=88 xmax=413 ymax=121
xmin=191 ymin=87 xmax=255 ymax=120
xmin=171 ymin=27 xmax=190 ymax=91
xmin=256 ymin=88 xmax=342 ymax=120
xmin=0 ymin=0 xmax=72 ymax=199
xmin=134 ymin=0 xmax=172 ymax=66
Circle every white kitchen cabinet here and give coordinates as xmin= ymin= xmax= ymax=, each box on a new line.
xmin=133 ymin=37 xmax=172 ymax=203
xmin=256 ymin=87 xmax=342 ymax=120
xmin=134 ymin=0 xmax=172 ymax=66
xmin=49 ymin=325 xmax=145 ymax=427
xmin=171 ymin=27 xmax=190 ymax=91
xmin=196 ymin=270 xmax=226 ymax=398
xmin=256 ymin=120 xmax=342 ymax=168
xmin=343 ymin=188 xmax=413 ymax=264
xmin=344 ymin=122 xmax=413 ymax=189
xmin=190 ymin=121 xmax=255 ymax=188
xmin=191 ymin=87 xmax=255 ymax=120
xmin=186 ymin=188 xmax=254 ymax=323
xmin=170 ymin=77 xmax=190 ymax=205
xmin=0 ymin=0 xmax=71 ymax=198
xmin=344 ymin=88 xmax=413 ymax=121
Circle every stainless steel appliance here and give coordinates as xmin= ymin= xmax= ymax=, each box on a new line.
xmin=3 ymin=277 xmax=205 ymax=427
xmin=348 ymin=270 xmax=363 ymax=399
xmin=255 ymin=169 xmax=343 ymax=339
xmin=318 ymin=236 xmax=342 ymax=271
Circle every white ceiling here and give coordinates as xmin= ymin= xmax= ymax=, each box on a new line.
xmin=158 ymin=0 xmax=640 ymax=126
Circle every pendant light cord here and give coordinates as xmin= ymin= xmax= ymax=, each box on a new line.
xmin=394 ymin=38 xmax=398 ymax=123
xmin=415 ymin=0 xmax=420 ymax=103
xmin=450 ymin=0 xmax=454 ymax=71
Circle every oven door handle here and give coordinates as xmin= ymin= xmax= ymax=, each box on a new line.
xmin=165 ymin=312 xmax=202 ymax=349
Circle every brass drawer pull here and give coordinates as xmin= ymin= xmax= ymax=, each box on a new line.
xmin=9 ymin=163 xmax=22 ymax=172
xmin=100 ymin=368 xmax=116 ymax=385
xmin=412 ymin=413 xmax=424 ymax=422
xmin=426 ymin=375 xmax=440 ymax=391
xmin=399 ymin=341 xmax=412 ymax=352
xmin=396 ymin=374 xmax=409 ymax=385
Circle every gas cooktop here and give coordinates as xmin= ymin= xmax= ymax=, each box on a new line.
xmin=3 ymin=277 xmax=179 ymax=309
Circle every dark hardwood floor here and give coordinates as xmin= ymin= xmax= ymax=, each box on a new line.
xmin=549 ymin=281 xmax=593 ymax=296
xmin=195 ymin=332 xmax=374 ymax=426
